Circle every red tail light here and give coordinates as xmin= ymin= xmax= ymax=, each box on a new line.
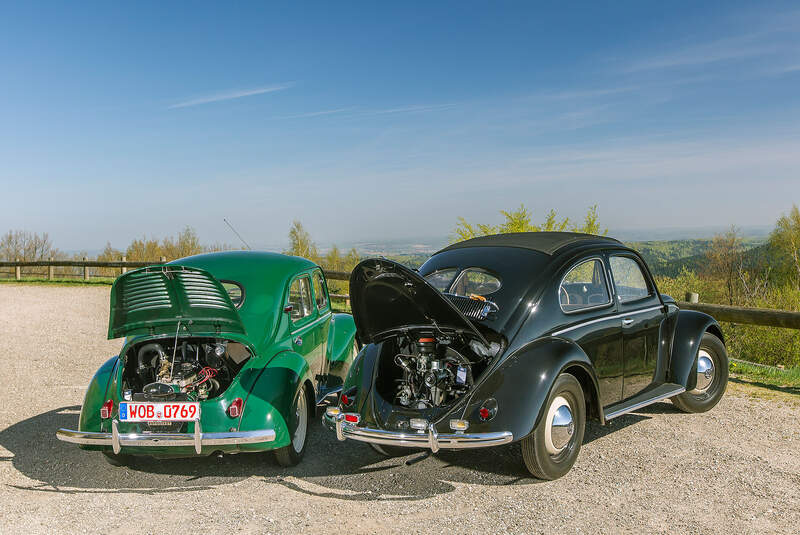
xmin=344 ymin=413 xmax=360 ymax=423
xmin=479 ymin=407 xmax=491 ymax=421
xmin=100 ymin=399 xmax=114 ymax=419
xmin=228 ymin=398 xmax=243 ymax=418
xmin=341 ymin=394 xmax=350 ymax=405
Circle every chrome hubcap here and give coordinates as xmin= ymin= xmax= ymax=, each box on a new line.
xmin=292 ymin=387 xmax=308 ymax=451
xmin=544 ymin=396 xmax=574 ymax=455
xmin=691 ymin=350 xmax=715 ymax=394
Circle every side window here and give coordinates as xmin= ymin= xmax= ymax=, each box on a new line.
xmin=559 ymin=259 xmax=611 ymax=312
xmin=450 ymin=268 xmax=502 ymax=297
xmin=312 ymin=270 xmax=329 ymax=311
xmin=609 ymin=256 xmax=650 ymax=302
xmin=288 ymin=276 xmax=313 ymax=321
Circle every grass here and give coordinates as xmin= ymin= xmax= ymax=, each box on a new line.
xmin=729 ymin=360 xmax=800 ymax=392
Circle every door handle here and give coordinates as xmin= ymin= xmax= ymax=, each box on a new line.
xmin=622 ymin=318 xmax=634 ymax=327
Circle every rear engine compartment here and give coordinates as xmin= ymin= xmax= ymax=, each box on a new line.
xmin=121 ymin=337 xmax=251 ymax=402
xmin=374 ymin=331 xmax=502 ymax=409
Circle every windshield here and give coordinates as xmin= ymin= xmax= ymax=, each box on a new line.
xmin=424 ymin=267 xmax=501 ymax=298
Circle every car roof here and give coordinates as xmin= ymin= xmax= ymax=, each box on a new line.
xmin=169 ymin=251 xmax=318 ymax=348
xmin=436 ymin=231 xmax=622 ymax=256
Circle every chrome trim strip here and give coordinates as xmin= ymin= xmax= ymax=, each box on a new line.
xmin=552 ymin=305 xmax=663 ymax=336
xmin=324 ymin=413 xmax=512 ymax=450
xmin=291 ymin=312 xmax=331 ymax=335
xmin=604 ymin=385 xmax=686 ymax=420
xmin=56 ymin=423 xmax=276 ymax=452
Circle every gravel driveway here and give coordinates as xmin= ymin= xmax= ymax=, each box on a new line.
xmin=1 ymin=284 xmax=798 ymax=534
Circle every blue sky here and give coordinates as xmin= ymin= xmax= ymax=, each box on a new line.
xmin=1 ymin=1 xmax=799 ymax=250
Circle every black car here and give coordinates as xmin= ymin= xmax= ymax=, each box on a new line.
xmin=324 ymin=232 xmax=728 ymax=480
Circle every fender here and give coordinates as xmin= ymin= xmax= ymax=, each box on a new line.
xmin=462 ymin=337 xmax=602 ymax=441
xmin=341 ymin=341 xmax=380 ymax=417
xmin=326 ymin=313 xmax=358 ymax=383
xmin=670 ymin=310 xmax=724 ymax=391
xmin=238 ymin=350 xmax=311 ymax=450
xmin=78 ymin=356 xmax=119 ymax=440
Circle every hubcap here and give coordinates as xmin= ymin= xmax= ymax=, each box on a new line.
xmin=292 ymin=387 xmax=308 ymax=451
xmin=691 ymin=349 xmax=715 ymax=394
xmin=544 ymin=396 xmax=574 ymax=455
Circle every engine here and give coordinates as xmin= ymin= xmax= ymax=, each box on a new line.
xmin=122 ymin=338 xmax=250 ymax=402
xmin=391 ymin=336 xmax=497 ymax=408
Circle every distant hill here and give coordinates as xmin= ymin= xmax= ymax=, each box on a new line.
xmin=629 ymin=239 xmax=767 ymax=277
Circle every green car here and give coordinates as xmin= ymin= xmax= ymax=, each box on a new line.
xmin=56 ymin=251 xmax=358 ymax=466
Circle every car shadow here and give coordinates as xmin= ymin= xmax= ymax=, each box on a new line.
xmin=0 ymin=404 xmax=661 ymax=500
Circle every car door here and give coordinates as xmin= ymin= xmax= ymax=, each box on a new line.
xmin=556 ymin=256 xmax=624 ymax=407
xmin=287 ymin=274 xmax=322 ymax=389
xmin=310 ymin=269 xmax=333 ymax=385
xmin=608 ymin=254 xmax=665 ymax=400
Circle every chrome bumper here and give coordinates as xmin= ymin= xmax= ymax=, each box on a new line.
xmin=324 ymin=412 xmax=512 ymax=453
xmin=56 ymin=419 xmax=276 ymax=455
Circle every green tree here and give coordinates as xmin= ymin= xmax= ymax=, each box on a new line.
xmin=704 ymin=226 xmax=743 ymax=306
xmin=452 ymin=204 xmax=606 ymax=242
xmin=284 ymin=220 xmax=320 ymax=263
xmin=769 ymin=204 xmax=800 ymax=290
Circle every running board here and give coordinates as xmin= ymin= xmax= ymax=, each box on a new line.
xmin=604 ymin=383 xmax=685 ymax=421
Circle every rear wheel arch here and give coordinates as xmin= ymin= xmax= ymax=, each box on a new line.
xmin=561 ymin=363 xmax=603 ymax=424
xmin=706 ymin=323 xmax=724 ymax=345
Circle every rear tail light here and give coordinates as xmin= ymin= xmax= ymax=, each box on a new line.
xmin=343 ymin=413 xmax=360 ymax=424
xmin=341 ymin=394 xmax=350 ymax=405
xmin=228 ymin=397 xmax=243 ymax=418
xmin=100 ymin=399 xmax=114 ymax=419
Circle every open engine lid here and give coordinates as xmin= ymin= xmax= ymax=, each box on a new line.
xmin=107 ymin=265 xmax=246 ymax=339
xmin=349 ymin=258 xmax=487 ymax=345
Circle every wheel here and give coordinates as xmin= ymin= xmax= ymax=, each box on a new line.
xmin=275 ymin=384 xmax=310 ymax=467
xmin=369 ymin=443 xmax=417 ymax=457
xmin=671 ymin=333 xmax=728 ymax=413
xmin=520 ymin=373 xmax=585 ymax=480
xmin=102 ymin=452 xmax=134 ymax=467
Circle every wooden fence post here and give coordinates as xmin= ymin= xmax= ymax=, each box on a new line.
xmin=685 ymin=292 xmax=699 ymax=303
xmin=83 ymin=257 xmax=90 ymax=281
xmin=121 ymin=256 xmax=127 ymax=274
xmin=160 ymin=256 xmax=166 ymax=264
xmin=48 ymin=257 xmax=54 ymax=280
xmin=15 ymin=258 xmax=21 ymax=281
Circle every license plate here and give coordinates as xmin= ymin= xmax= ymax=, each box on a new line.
xmin=119 ymin=402 xmax=200 ymax=422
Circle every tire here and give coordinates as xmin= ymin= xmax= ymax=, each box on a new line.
xmin=520 ymin=373 xmax=585 ymax=480
xmin=102 ymin=452 xmax=134 ymax=467
xmin=275 ymin=384 xmax=311 ymax=467
xmin=671 ymin=332 xmax=728 ymax=414
xmin=369 ymin=443 xmax=417 ymax=457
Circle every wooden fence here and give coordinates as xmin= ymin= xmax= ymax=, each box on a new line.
xmin=2 ymin=259 xmax=800 ymax=329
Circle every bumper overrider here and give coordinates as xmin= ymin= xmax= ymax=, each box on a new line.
xmin=56 ymin=420 xmax=276 ymax=455
xmin=323 ymin=408 xmax=513 ymax=453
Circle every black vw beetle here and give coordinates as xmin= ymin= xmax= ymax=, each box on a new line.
xmin=324 ymin=232 xmax=728 ymax=480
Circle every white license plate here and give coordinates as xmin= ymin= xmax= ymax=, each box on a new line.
xmin=119 ymin=402 xmax=200 ymax=422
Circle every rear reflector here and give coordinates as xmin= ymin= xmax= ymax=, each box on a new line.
xmin=100 ymin=399 xmax=114 ymax=419
xmin=344 ymin=413 xmax=360 ymax=424
xmin=228 ymin=398 xmax=243 ymax=418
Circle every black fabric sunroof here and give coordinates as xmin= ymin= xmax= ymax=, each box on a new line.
xmin=436 ymin=232 xmax=621 ymax=256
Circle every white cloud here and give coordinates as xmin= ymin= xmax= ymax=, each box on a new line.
xmin=168 ymin=83 xmax=293 ymax=109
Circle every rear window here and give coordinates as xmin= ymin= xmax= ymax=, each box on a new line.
xmin=220 ymin=281 xmax=244 ymax=308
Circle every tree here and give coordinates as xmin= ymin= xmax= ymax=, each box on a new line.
xmin=452 ymin=204 xmax=606 ymax=242
xmin=769 ymin=204 xmax=800 ymax=290
xmin=284 ymin=221 xmax=320 ymax=262
xmin=704 ymin=226 xmax=743 ymax=305
xmin=0 ymin=230 xmax=58 ymax=262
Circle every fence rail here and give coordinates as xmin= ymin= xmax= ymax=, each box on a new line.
xmin=2 ymin=260 xmax=800 ymax=329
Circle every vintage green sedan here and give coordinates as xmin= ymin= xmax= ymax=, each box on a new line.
xmin=56 ymin=251 xmax=358 ymax=466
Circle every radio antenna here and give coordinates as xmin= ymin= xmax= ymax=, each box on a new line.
xmin=223 ymin=218 xmax=252 ymax=250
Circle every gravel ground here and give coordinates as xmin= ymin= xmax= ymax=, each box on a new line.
xmin=1 ymin=284 xmax=798 ymax=534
